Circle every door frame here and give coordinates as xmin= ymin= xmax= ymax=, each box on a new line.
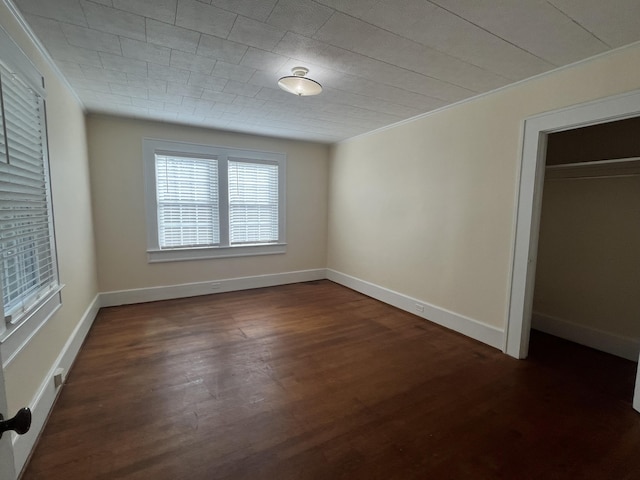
xmin=505 ymin=90 xmax=640 ymax=405
xmin=0 ymin=362 xmax=17 ymax=479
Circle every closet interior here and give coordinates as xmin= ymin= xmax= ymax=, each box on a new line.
xmin=532 ymin=116 xmax=640 ymax=361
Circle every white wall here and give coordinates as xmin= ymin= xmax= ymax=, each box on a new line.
xmin=86 ymin=114 xmax=330 ymax=293
xmin=328 ymin=42 xmax=640 ymax=340
xmin=0 ymin=2 xmax=99 ymax=415
xmin=534 ymin=175 xmax=640 ymax=339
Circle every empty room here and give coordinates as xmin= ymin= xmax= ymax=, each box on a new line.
xmin=0 ymin=0 xmax=639 ymax=478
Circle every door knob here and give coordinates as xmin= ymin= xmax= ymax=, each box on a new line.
xmin=0 ymin=408 xmax=31 ymax=439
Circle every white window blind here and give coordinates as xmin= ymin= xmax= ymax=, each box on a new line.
xmin=155 ymin=155 xmax=219 ymax=248
xmin=144 ymin=139 xmax=286 ymax=262
xmin=229 ymin=160 xmax=279 ymax=245
xmin=0 ymin=63 xmax=57 ymax=322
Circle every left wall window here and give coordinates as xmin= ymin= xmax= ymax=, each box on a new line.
xmin=0 ymin=25 xmax=61 ymax=355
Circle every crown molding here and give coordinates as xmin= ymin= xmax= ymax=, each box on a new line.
xmin=2 ymin=0 xmax=84 ymax=108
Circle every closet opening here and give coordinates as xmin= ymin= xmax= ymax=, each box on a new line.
xmin=532 ymin=116 xmax=640 ymax=363
xmin=506 ymin=90 xmax=640 ymax=412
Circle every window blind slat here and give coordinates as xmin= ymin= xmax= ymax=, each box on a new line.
xmin=0 ymin=163 xmax=45 ymax=183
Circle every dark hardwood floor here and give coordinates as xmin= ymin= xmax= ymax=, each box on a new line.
xmin=21 ymin=281 xmax=640 ymax=479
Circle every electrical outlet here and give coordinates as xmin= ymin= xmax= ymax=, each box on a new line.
xmin=415 ymin=303 xmax=425 ymax=313
xmin=53 ymin=368 xmax=65 ymax=388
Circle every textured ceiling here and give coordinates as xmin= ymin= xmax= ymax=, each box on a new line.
xmin=11 ymin=0 xmax=640 ymax=143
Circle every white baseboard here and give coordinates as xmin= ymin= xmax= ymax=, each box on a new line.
xmin=100 ymin=269 xmax=327 ymax=307
xmin=532 ymin=312 xmax=640 ymax=361
xmin=326 ymin=269 xmax=504 ymax=351
xmin=12 ymin=294 xmax=101 ymax=476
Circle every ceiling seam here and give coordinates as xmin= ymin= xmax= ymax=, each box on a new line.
xmin=426 ymin=0 xmax=560 ymax=68
xmin=319 ymin=9 xmax=514 ymax=84
xmin=546 ymin=1 xmax=612 ymax=48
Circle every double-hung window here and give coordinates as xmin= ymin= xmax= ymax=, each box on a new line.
xmin=143 ymin=139 xmax=286 ymax=262
xmin=0 ymin=26 xmax=61 ymax=347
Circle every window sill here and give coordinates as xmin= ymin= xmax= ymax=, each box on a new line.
xmin=147 ymin=243 xmax=287 ymax=263
xmin=0 ymin=284 xmax=64 ymax=368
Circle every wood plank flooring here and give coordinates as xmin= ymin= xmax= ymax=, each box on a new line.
xmin=21 ymin=280 xmax=640 ymax=479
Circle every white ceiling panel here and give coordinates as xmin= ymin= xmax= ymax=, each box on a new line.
xmin=145 ymin=19 xmax=200 ymax=54
xmin=313 ymin=0 xmax=378 ymax=18
xmin=314 ymin=13 xmax=510 ymax=92
xmin=23 ymin=15 xmax=69 ymax=48
xmin=11 ymin=0 xmax=640 ymax=143
xmin=175 ymin=0 xmax=236 ymax=38
xmin=61 ymin=23 xmax=122 ymax=54
xmin=222 ymin=80 xmax=261 ymax=98
xmin=549 ymin=0 xmax=640 ymax=48
xmin=210 ymin=0 xmax=278 ymax=22
xmin=17 ymin=0 xmax=87 ymax=25
xmin=146 ymin=62 xmax=190 ymax=83
xmin=227 ymin=16 xmax=286 ymax=51
xmin=169 ymin=50 xmax=215 ymax=74
xmin=187 ymin=72 xmax=227 ymax=92
xmin=431 ymin=0 xmax=609 ymax=66
xmin=127 ymin=74 xmax=169 ymax=93
xmin=51 ymin=43 xmax=103 ymax=68
xmin=121 ymin=38 xmax=171 ymax=66
xmin=239 ymin=48 xmax=288 ymax=73
xmin=266 ymin=0 xmax=334 ymax=36
xmin=132 ymin=97 xmax=166 ymax=110
xmin=80 ymin=64 xmax=128 ymax=83
xmin=80 ymin=0 xmax=146 ymax=41
xmin=166 ymin=82 xmax=204 ymax=99
xmin=272 ymin=32 xmax=473 ymax=102
xmin=99 ymin=52 xmax=148 ymax=76
xmin=148 ymin=91 xmax=183 ymax=105
xmin=55 ymin=59 xmax=87 ymax=78
xmin=200 ymin=89 xmax=236 ymax=105
xmin=362 ymin=0 xmax=554 ymax=80
xmin=70 ymin=78 xmax=112 ymax=93
xmin=195 ymin=34 xmax=247 ymax=63
xmin=211 ymin=61 xmax=256 ymax=82
xmin=108 ymin=83 xmax=148 ymax=98
xmin=111 ymin=0 xmax=177 ymax=24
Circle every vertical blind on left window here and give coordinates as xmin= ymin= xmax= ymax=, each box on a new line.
xmin=0 ymin=63 xmax=56 ymax=320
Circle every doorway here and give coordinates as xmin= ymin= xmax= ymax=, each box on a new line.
xmin=533 ymin=117 xmax=640 ymax=360
xmin=505 ymin=89 xmax=640 ymax=412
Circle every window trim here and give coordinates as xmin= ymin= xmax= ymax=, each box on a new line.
xmin=143 ymin=138 xmax=287 ymax=263
xmin=0 ymin=25 xmax=62 ymax=360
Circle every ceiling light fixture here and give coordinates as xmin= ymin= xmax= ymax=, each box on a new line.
xmin=278 ymin=67 xmax=322 ymax=96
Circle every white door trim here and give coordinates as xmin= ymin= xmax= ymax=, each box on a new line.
xmin=0 ymin=360 xmax=17 ymax=480
xmin=506 ymin=89 xmax=640 ymax=360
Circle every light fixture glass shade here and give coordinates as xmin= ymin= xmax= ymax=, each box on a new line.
xmin=278 ymin=67 xmax=322 ymax=96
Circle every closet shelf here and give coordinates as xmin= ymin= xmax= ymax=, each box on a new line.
xmin=545 ymin=157 xmax=640 ymax=179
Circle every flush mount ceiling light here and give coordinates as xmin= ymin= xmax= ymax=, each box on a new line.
xmin=277 ymin=67 xmax=322 ymax=96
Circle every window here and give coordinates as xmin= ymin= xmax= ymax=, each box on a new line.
xmin=143 ymin=139 xmax=286 ymax=262
xmin=0 ymin=26 xmax=61 ymax=344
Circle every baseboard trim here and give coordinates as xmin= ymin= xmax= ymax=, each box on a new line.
xmin=100 ymin=269 xmax=327 ymax=307
xmin=326 ymin=269 xmax=504 ymax=351
xmin=532 ymin=312 xmax=640 ymax=361
xmin=12 ymin=294 xmax=101 ymax=476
